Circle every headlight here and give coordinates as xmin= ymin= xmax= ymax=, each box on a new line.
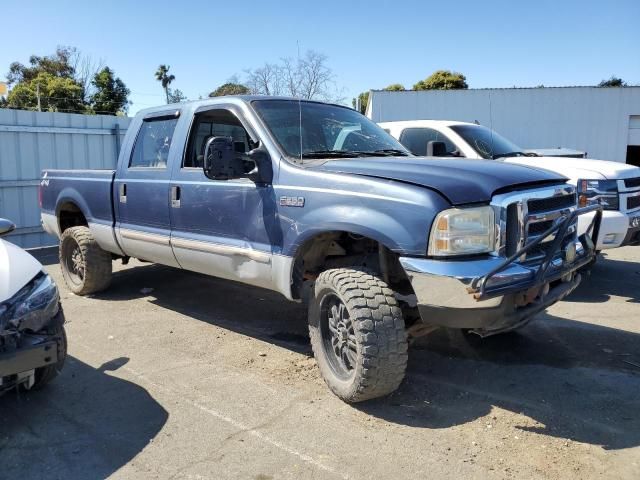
xmin=428 ymin=206 xmax=495 ymax=256
xmin=0 ymin=273 xmax=59 ymax=332
xmin=578 ymin=179 xmax=618 ymax=210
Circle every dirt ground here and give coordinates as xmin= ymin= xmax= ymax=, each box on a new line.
xmin=1 ymin=246 xmax=639 ymax=480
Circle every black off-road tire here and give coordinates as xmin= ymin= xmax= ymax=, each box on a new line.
xmin=308 ymin=268 xmax=408 ymax=403
xmin=59 ymin=226 xmax=112 ymax=295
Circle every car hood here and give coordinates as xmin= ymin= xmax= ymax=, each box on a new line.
xmin=505 ymin=156 xmax=640 ymax=182
xmin=0 ymin=239 xmax=43 ymax=302
xmin=312 ymin=157 xmax=567 ymax=205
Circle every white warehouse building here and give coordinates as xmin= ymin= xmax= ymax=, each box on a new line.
xmin=366 ymin=86 xmax=640 ymax=165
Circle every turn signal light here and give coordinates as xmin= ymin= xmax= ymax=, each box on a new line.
xmin=578 ymin=194 xmax=587 ymax=207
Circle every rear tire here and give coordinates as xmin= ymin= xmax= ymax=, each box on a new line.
xmin=60 ymin=226 xmax=112 ymax=295
xmin=308 ymin=268 xmax=408 ymax=403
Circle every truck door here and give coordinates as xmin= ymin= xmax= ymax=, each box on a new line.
xmin=114 ymin=110 xmax=181 ymax=267
xmin=168 ymin=105 xmax=277 ymax=290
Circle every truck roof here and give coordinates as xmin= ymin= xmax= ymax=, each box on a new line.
xmin=135 ymin=95 xmax=349 ymax=117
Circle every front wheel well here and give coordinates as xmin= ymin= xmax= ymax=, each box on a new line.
xmin=58 ymin=202 xmax=87 ymax=233
xmin=290 ymin=231 xmax=414 ymax=302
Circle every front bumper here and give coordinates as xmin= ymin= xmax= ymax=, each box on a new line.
xmin=577 ymin=209 xmax=640 ymax=249
xmin=1 ymin=272 xmax=63 ymax=392
xmin=400 ymin=205 xmax=601 ymax=335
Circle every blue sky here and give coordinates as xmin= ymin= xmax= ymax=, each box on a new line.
xmin=2 ymin=0 xmax=638 ymax=115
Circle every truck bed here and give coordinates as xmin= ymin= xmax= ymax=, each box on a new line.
xmin=40 ymin=169 xmax=116 ymax=228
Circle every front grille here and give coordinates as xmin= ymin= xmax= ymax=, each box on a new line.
xmin=499 ymin=189 xmax=577 ymax=262
xmin=527 ymin=193 xmax=576 ymax=214
xmin=624 ymin=177 xmax=640 ymax=189
xmin=528 ymin=220 xmax=554 ymax=235
xmin=628 ymin=195 xmax=640 ymax=210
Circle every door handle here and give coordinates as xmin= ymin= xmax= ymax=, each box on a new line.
xmin=171 ymin=186 xmax=181 ymax=208
xmin=119 ymin=184 xmax=127 ymax=204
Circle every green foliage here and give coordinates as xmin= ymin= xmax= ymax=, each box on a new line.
xmin=6 ymin=72 xmax=84 ymax=112
xmin=90 ymin=67 xmax=130 ymax=115
xmin=598 ymin=76 xmax=627 ymax=87
xmin=209 ymin=82 xmax=250 ymax=97
xmin=168 ymin=88 xmax=187 ymax=103
xmin=155 ymin=65 xmax=176 ymax=103
xmin=383 ymin=84 xmax=405 ymax=91
xmin=6 ymin=46 xmax=76 ymax=86
xmin=352 ymin=91 xmax=369 ymax=114
xmin=413 ymin=70 xmax=468 ymax=90
xmin=3 ymin=46 xmax=129 ymax=115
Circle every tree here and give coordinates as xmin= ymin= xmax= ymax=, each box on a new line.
xmin=352 ymin=91 xmax=369 ymax=114
xmin=244 ymin=50 xmax=341 ymax=101
xmin=384 ymin=84 xmax=405 ymax=91
xmin=598 ymin=76 xmax=627 ymax=87
xmin=6 ymin=72 xmax=84 ymax=112
xmin=167 ymin=88 xmax=187 ymax=103
xmin=209 ymin=82 xmax=250 ymax=97
xmin=6 ymin=46 xmax=76 ymax=86
xmin=3 ymin=46 xmax=120 ymax=113
xmin=413 ymin=70 xmax=468 ymax=90
xmin=90 ymin=67 xmax=130 ymax=115
xmin=155 ymin=65 xmax=175 ymax=103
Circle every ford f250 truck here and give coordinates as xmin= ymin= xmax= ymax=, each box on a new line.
xmin=40 ymin=97 xmax=601 ymax=402
xmin=381 ymin=120 xmax=640 ymax=251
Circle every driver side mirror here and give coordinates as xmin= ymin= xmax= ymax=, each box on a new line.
xmin=203 ymin=136 xmax=272 ymax=184
xmin=426 ymin=141 xmax=447 ymax=157
xmin=0 ymin=218 xmax=16 ymax=236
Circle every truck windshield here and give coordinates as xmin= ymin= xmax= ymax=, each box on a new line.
xmin=450 ymin=124 xmax=528 ymax=159
xmin=252 ymin=100 xmax=409 ymax=160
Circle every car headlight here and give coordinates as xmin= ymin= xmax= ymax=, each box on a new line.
xmin=0 ymin=272 xmax=59 ymax=332
xmin=578 ymin=179 xmax=618 ymax=210
xmin=428 ymin=206 xmax=495 ymax=256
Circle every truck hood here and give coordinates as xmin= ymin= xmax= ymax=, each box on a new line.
xmin=0 ymin=239 xmax=43 ymax=302
xmin=505 ymin=156 xmax=640 ymax=182
xmin=313 ymin=157 xmax=566 ymax=205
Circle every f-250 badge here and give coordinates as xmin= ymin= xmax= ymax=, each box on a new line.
xmin=280 ymin=196 xmax=305 ymax=207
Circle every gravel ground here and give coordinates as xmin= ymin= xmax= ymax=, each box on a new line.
xmin=1 ymin=246 xmax=639 ymax=480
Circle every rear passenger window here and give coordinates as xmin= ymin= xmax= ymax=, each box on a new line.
xmin=399 ymin=128 xmax=457 ymax=156
xmin=129 ymin=117 xmax=179 ymax=168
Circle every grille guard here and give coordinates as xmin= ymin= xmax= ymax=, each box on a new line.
xmin=469 ymin=204 xmax=603 ymax=300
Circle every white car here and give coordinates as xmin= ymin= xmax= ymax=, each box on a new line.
xmin=381 ymin=120 xmax=640 ymax=250
xmin=0 ymin=218 xmax=67 ymax=393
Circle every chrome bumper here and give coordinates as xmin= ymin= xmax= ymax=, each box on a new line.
xmin=399 ymin=204 xmax=602 ymax=333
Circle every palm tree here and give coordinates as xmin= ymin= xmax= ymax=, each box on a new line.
xmin=155 ymin=65 xmax=175 ymax=104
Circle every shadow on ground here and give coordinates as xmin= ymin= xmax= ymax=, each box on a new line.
xmin=0 ymin=356 xmax=168 ymax=480
xmin=566 ymin=254 xmax=640 ymax=303
xmin=67 ymin=256 xmax=640 ymax=451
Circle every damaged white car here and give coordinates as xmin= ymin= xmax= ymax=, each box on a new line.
xmin=0 ymin=218 xmax=66 ymax=394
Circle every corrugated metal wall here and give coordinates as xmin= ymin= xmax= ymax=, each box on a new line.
xmin=0 ymin=109 xmax=131 ymax=248
xmin=367 ymin=87 xmax=640 ymax=163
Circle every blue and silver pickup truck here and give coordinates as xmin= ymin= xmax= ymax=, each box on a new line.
xmin=40 ymin=97 xmax=601 ymax=402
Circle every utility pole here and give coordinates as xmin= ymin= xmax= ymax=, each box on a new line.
xmin=36 ymin=83 xmax=41 ymax=112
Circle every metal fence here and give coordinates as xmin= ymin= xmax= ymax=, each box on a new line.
xmin=0 ymin=108 xmax=131 ymax=248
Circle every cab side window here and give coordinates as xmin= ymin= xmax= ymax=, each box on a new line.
xmin=184 ymin=109 xmax=255 ymax=168
xmin=129 ymin=117 xmax=179 ymax=168
xmin=399 ymin=128 xmax=458 ymax=156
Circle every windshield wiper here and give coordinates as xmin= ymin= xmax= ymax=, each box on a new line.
xmin=370 ymin=149 xmax=409 ymax=156
xmin=300 ymin=149 xmax=409 ymax=159
xmin=492 ymin=151 xmax=537 ymax=159
xmin=300 ymin=150 xmax=362 ymax=159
